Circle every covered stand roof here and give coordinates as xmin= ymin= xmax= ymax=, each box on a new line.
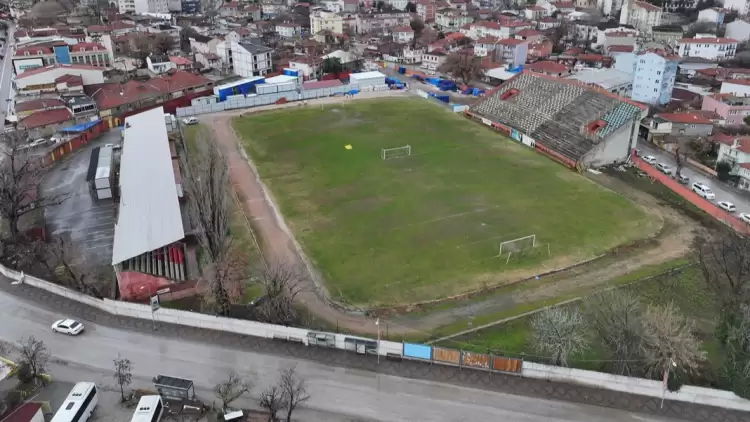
xmin=111 ymin=107 xmax=184 ymax=265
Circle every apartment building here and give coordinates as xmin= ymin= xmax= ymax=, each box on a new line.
xmin=392 ymin=26 xmax=414 ymax=44
xmin=13 ymin=42 xmax=112 ymax=75
xmin=614 ymin=50 xmax=678 ymax=105
xmin=435 ymin=9 xmax=474 ymax=31
xmin=416 ymin=0 xmax=436 ymax=23
xmin=712 ymin=133 xmax=750 ymax=191
xmin=677 ymin=36 xmax=738 ymax=60
xmin=311 ymin=10 xmax=356 ymax=35
xmin=357 ymin=12 xmax=411 ymax=34
xmin=118 ymin=0 xmax=168 ymax=14
xmin=703 ymin=93 xmax=750 ymax=126
xmin=493 ymin=38 xmax=528 ymax=67
xmin=216 ymin=41 xmax=273 ymax=77
xmin=624 ymin=1 xmax=662 ymax=34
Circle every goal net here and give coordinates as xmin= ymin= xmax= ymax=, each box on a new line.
xmin=382 ymin=145 xmax=411 ymax=160
xmin=498 ymin=234 xmax=536 ymax=257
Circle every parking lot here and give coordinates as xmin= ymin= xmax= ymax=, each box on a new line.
xmin=638 ymin=142 xmax=750 ymax=218
xmin=39 ymin=130 xmax=121 ymax=269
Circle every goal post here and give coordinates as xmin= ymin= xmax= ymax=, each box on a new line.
xmin=381 ymin=145 xmax=411 ymax=160
xmin=498 ymin=234 xmax=536 ymax=257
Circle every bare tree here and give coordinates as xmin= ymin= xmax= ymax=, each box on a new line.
xmin=254 ymin=263 xmax=305 ymax=326
xmin=259 ymin=386 xmax=287 ymax=422
xmin=695 ymin=229 xmax=750 ymax=343
xmin=214 ymin=371 xmax=252 ymax=412
xmin=202 ymin=250 xmax=245 ymax=316
xmin=0 ymin=130 xmax=65 ymax=239
xmin=113 ymin=354 xmax=132 ymax=402
xmin=640 ymin=302 xmax=706 ymax=379
xmin=41 ymin=235 xmax=106 ymax=296
xmin=584 ymin=290 xmax=643 ymax=376
xmin=530 ymin=306 xmax=588 ymax=367
xmin=16 ymin=336 xmax=49 ymax=379
xmin=124 ymin=33 xmax=155 ymax=68
xmin=181 ymin=129 xmax=231 ymax=264
xmin=722 ymin=305 xmax=750 ymax=398
xmin=439 ymin=53 xmax=483 ymax=84
xmin=154 ymin=33 xmax=176 ymax=55
xmin=279 ymin=366 xmax=310 ymax=422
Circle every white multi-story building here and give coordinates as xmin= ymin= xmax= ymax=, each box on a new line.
xmin=435 ymin=9 xmax=474 ymax=31
xmin=726 ymin=19 xmax=750 ymax=43
xmin=677 ymin=36 xmax=738 ymax=61
xmin=697 ymin=7 xmax=725 ymax=25
xmin=216 ymin=41 xmax=273 ymax=77
xmin=276 ymin=22 xmax=301 ymax=38
xmin=356 ymin=12 xmax=411 ymax=34
xmin=311 ymin=10 xmax=356 ymax=35
xmin=118 ymin=0 xmax=168 ymax=14
xmin=614 ymin=50 xmax=678 ymax=105
xmin=621 ymin=0 xmax=662 ymax=34
xmin=392 ymin=26 xmax=415 ymax=44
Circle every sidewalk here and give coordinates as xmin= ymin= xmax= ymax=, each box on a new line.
xmin=0 ymin=278 xmax=746 ymax=422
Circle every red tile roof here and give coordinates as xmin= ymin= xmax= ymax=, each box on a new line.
xmin=713 ymin=133 xmax=750 ymax=153
xmin=70 ymin=42 xmax=106 ymax=52
xmin=2 ymin=403 xmax=42 ymax=422
xmin=655 ymin=112 xmax=712 ymax=124
xmin=302 ymin=79 xmax=343 ymax=89
xmin=525 ymin=60 xmax=569 ymax=74
xmin=476 ymin=36 xmax=499 ymax=43
xmin=515 ymin=28 xmax=543 ymax=37
xmin=15 ymin=64 xmax=103 ymax=79
xmin=89 ymin=71 xmax=211 ymax=110
xmin=634 ymin=0 xmax=661 ymax=11
xmin=169 ymin=56 xmax=193 ymax=65
xmin=680 ymin=37 xmax=738 ymax=44
xmin=607 ymin=45 xmax=634 ymax=52
xmin=20 ymin=108 xmax=73 ymax=129
xmin=15 ymin=98 xmax=65 ymax=113
xmin=504 ymin=21 xmax=530 ymax=27
xmin=552 ymin=1 xmax=574 ymax=8
xmin=55 ymin=74 xmax=84 ymax=86
xmin=14 ymin=46 xmax=53 ymax=56
xmin=577 ymin=53 xmax=605 ymax=61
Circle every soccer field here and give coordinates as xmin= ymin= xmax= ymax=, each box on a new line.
xmin=233 ymin=98 xmax=656 ymax=307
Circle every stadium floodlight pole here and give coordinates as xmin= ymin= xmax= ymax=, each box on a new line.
xmin=376 ymin=318 xmax=381 ymax=364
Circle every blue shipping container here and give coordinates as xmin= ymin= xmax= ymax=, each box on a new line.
xmin=398 ymin=67 xmax=406 ymax=74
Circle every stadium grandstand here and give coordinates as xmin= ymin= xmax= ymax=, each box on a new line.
xmin=468 ymin=72 xmax=647 ymax=169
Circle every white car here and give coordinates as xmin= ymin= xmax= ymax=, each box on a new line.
xmin=740 ymin=213 xmax=750 ymax=224
xmin=51 ymin=319 xmax=84 ymax=335
xmin=182 ymin=117 xmax=198 ymax=125
xmin=642 ymin=155 xmax=657 ymax=164
xmin=656 ymin=163 xmax=672 ymax=175
xmin=692 ymin=182 xmax=715 ymax=200
xmin=718 ymin=201 xmax=737 ymax=213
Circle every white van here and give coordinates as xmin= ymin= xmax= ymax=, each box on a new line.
xmin=692 ymin=182 xmax=715 ymax=200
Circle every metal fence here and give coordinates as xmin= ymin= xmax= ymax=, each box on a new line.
xmin=402 ymin=342 xmax=522 ymax=374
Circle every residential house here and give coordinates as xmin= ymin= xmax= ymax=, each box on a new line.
xmin=651 ymin=25 xmax=684 ymax=46
xmin=703 ymin=93 xmax=750 ymax=126
xmin=676 ymin=36 xmax=738 ymax=60
xmin=494 ymin=38 xmax=528 ymax=67
xmin=712 ymin=133 xmax=750 ymax=190
xmin=226 ymin=28 xmax=253 ymax=44
xmin=357 ymin=12 xmax=411 ymax=34
xmin=535 ymin=17 xmax=559 ymax=30
xmin=169 ymin=56 xmax=194 ymax=71
xmin=697 ymin=7 xmax=725 ymax=25
xmin=190 ymin=35 xmax=223 ymax=55
xmin=551 ymin=0 xmax=575 ymax=12
xmin=343 ymin=0 xmax=358 ymax=12
xmin=474 ymin=36 xmax=499 ymax=57
xmin=720 ymin=79 xmax=750 ymax=96
xmin=261 ymin=0 xmax=286 ymax=17
xmin=195 ymin=52 xmax=221 ymax=70
xmin=614 ymin=50 xmax=679 ymax=105
xmin=15 ymin=98 xmax=66 ymax=118
xmin=421 ymin=50 xmax=448 ymax=70
xmin=392 ymin=26 xmax=414 ymax=44
xmin=514 ymin=29 xmax=544 ymax=43
xmin=311 ymin=10 xmax=352 ymax=35
xmin=695 ymin=67 xmax=750 ymax=82
xmin=723 ymin=0 xmax=750 ymax=15
xmin=147 ymin=55 xmax=176 ymax=74
xmin=288 ymin=56 xmax=322 ymax=78
xmin=20 ymin=107 xmax=75 ymax=136
xmin=216 ymin=41 xmax=273 ymax=77
xmin=525 ymin=60 xmax=571 ymax=77
xmin=436 ymin=9 xmax=474 ymax=31
xmin=276 ymin=22 xmax=301 ymax=38
xmin=524 ymin=5 xmax=547 ymax=20
xmin=624 ymin=1 xmax=662 ymax=34
xmin=14 ymin=64 xmax=105 ymax=95
xmin=416 ymin=0 xmax=436 ymax=23
xmin=600 ymin=30 xmax=637 ymax=52
xmin=646 ymin=112 xmax=713 ymax=139
xmin=726 ymin=19 xmax=750 ymax=43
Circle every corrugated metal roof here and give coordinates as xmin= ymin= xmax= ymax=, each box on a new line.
xmin=111 ymin=107 xmax=184 ymax=265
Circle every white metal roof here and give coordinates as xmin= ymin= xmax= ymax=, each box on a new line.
xmin=264 ymin=74 xmax=298 ymax=84
xmin=350 ymin=71 xmax=385 ymax=81
xmin=111 ymin=107 xmax=184 ymax=265
xmin=566 ymin=68 xmax=633 ymax=90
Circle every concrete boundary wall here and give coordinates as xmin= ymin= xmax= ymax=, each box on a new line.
xmin=3 ymin=253 xmax=750 ymax=411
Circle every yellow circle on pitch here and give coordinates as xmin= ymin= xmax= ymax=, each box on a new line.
xmin=345 ymin=144 xmax=352 ymax=150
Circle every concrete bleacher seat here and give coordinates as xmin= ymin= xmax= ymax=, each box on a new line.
xmin=469 ymin=72 xmax=643 ymax=164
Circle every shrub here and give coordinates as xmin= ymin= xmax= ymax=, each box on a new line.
xmin=716 ymin=161 xmax=732 ymax=182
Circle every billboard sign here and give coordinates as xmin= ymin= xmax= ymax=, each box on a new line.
xmin=14 ymin=58 xmax=44 ymax=75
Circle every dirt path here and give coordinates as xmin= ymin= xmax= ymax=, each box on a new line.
xmin=203 ymin=93 xmax=698 ymax=338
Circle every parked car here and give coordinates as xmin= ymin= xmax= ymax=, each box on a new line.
xmin=51 ymin=319 xmax=84 ymax=335
xmin=718 ymin=201 xmax=737 ymax=212
xmin=656 ymin=163 xmax=672 ymax=175
xmin=182 ymin=117 xmax=198 ymax=125
xmin=692 ymin=182 xmax=715 ymax=200
xmin=676 ymin=174 xmax=689 ymax=184
xmin=740 ymin=213 xmax=750 ymax=224
xmin=642 ymin=155 xmax=657 ymax=164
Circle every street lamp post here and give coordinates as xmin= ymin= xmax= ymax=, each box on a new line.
xmin=376 ymin=318 xmax=380 ymax=364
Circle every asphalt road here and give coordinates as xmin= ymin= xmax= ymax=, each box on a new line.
xmin=0 ymin=288 xmax=681 ymax=422
xmin=637 ymin=142 xmax=750 ymax=217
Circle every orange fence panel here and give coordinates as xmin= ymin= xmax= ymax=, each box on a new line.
xmin=461 ymin=351 xmax=490 ymax=369
xmin=432 ymin=347 xmax=460 ymax=365
xmin=492 ymin=356 xmax=522 ymax=373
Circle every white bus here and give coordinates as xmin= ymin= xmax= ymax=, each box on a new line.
xmin=130 ymin=395 xmax=164 ymax=422
xmin=50 ymin=382 xmax=98 ymax=422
